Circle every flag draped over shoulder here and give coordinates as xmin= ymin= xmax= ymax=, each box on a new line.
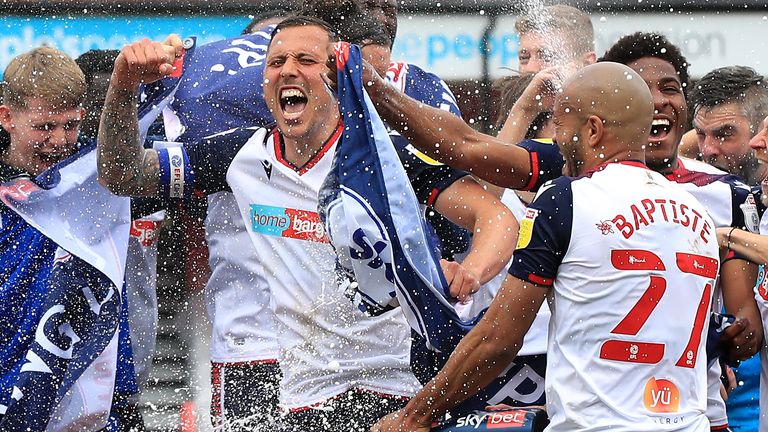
xmin=0 ymin=145 xmax=131 ymax=431
xmin=139 ymin=29 xmax=274 ymax=143
xmin=320 ymin=43 xmax=480 ymax=350
xmin=320 ymin=43 xmax=538 ymax=415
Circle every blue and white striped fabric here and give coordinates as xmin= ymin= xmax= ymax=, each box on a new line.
xmin=320 ymin=42 xmax=479 ymax=352
xmin=139 ymin=28 xmax=275 ymax=143
xmin=320 ymin=43 xmax=548 ymax=414
xmin=0 ymin=145 xmax=131 ymax=431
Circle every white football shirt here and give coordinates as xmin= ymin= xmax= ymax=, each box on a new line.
xmin=509 ymin=162 xmax=718 ymax=431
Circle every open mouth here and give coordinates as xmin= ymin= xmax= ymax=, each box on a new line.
xmin=649 ymin=118 xmax=672 ymax=142
xmin=279 ymin=87 xmax=308 ymax=121
xmin=38 ymin=151 xmax=72 ymax=166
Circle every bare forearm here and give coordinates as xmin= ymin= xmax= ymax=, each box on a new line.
xmin=97 ymin=86 xmax=159 ymax=197
xmin=496 ymin=106 xmax=538 ymax=144
xmin=720 ymin=258 xmax=763 ymax=357
xmin=394 ymin=276 xmax=546 ymax=427
xmin=461 ymin=209 xmax=517 ymax=284
xmin=367 ymin=79 xmax=532 ymax=189
xmin=401 ymin=325 xmax=519 ymax=424
xmin=726 ymin=228 xmax=768 ymax=265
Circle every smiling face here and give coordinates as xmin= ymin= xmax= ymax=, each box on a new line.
xmin=0 ymin=97 xmax=83 ymax=176
xmin=263 ymin=24 xmax=338 ymax=144
xmin=627 ymin=56 xmax=688 ymax=173
xmin=750 ymin=116 xmax=768 ymax=167
xmin=694 ymin=101 xmax=760 ymax=180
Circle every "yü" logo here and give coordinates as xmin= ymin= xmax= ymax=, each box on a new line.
xmin=643 ymin=377 xmax=680 ymax=413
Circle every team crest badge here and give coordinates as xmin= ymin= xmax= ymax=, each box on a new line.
xmin=740 ymin=194 xmax=760 ymax=233
xmin=596 ymin=220 xmax=614 ymax=235
xmin=516 ymin=208 xmax=540 ymax=249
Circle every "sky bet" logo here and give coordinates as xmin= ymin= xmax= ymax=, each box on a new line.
xmin=250 ymin=204 xmax=328 ymax=243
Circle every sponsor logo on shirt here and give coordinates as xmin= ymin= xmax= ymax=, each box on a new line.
xmin=740 ymin=194 xmax=760 ymax=233
xmin=516 ymin=208 xmax=539 ymax=250
xmin=643 ymin=377 xmax=680 ymax=413
xmin=453 ymin=410 xmax=527 ymax=429
xmin=250 ymin=204 xmax=328 ymax=243
xmin=130 ymin=220 xmax=161 ymax=247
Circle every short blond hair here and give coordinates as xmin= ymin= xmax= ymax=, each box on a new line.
xmin=2 ymin=46 xmax=86 ymax=110
xmin=515 ymin=4 xmax=594 ymax=55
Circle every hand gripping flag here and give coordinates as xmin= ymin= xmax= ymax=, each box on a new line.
xmin=0 ymin=145 xmax=131 ymax=431
xmin=139 ymin=28 xmax=275 ymax=143
xmin=320 ymin=44 xmax=539 ymax=414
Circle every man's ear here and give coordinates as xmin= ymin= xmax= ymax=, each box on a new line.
xmin=0 ymin=105 xmax=13 ymax=133
xmin=586 ymin=115 xmax=604 ymax=148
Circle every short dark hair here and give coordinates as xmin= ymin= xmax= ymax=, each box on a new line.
xmin=269 ymin=16 xmax=340 ymax=45
xmin=690 ymin=66 xmax=768 ymax=134
xmin=599 ymin=32 xmax=690 ymax=94
xmin=300 ymin=0 xmax=391 ymax=47
xmin=242 ymin=8 xmax=292 ymax=35
xmin=75 ymin=49 xmax=119 ymax=85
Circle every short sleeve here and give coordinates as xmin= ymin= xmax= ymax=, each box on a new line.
xmin=508 ymin=177 xmax=574 ymax=287
xmin=516 ymin=139 xmax=566 ymax=192
xmin=156 ymin=127 xmax=254 ymax=198
xmin=392 ymin=134 xmax=469 ymax=206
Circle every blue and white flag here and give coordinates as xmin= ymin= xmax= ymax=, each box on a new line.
xmin=0 ymin=145 xmax=131 ymax=431
xmin=320 ymin=43 xmax=547 ymax=414
xmin=139 ymin=28 xmax=275 ymax=143
xmin=320 ymin=43 xmax=479 ymax=352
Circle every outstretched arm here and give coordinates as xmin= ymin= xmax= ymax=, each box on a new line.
xmin=372 ymin=275 xmax=547 ymax=431
xmin=359 ymin=64 xmax=538 ymax=190
xmin=98 ymin=36 xmax=183 ymax=197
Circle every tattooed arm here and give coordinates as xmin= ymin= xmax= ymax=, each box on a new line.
xmin=97 ymin=36 xmax=183 ymax=197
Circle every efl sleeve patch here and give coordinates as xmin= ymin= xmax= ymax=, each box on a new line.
xmin=157 ymin=146 xmax=195 ymax=199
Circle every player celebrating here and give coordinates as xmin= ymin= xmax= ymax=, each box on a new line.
xmin=374 ymin=62 xmax=719 ymax=432
xmin=355 ymin=32 xmax=762 ymax=429
xmin=97 ymin=17 xmax=515 ymax=432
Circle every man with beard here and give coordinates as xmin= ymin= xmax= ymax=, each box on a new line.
xmin=374 ymin=61 xmax=719 ymax=432
xmin=689 ymin=66 xmax=768 ymax=186
xmin=350 ymin=30 xmax=764 ymax=431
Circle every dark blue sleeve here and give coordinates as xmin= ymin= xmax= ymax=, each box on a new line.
xmin=403 ymin=65 xmax=462 ymax=118
xmin=156 ymin=127 xmax=254 ymax=198
xmin=392 ymin=134 xmax=469 ymax=205
xmin=516 ymin=139 xmax=566 ymax=192
xmin=508 ymin=177 xmax=574 ymax=287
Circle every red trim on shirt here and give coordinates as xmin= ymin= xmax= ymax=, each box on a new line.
xmin=272 ymin=121 xmax=344 ymax=175
xmin=527 ymin=273 xmax=553 ymax=286
xmin=710 ymin=425 xmax=730 ymax=431
xmin=579 ymin=160 xmax=649 ymax=178
xmin=426 ymin=188 xmax=441 ymax=206
xmin=211 ymin=359 xmax=279 ymax=367
xmin=521 ymin=151 xmax=540 ymax=191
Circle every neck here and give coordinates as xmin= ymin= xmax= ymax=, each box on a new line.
xmin=575 ymin=149 xmax=645 ymax=176
xmin=647 ymin=154 xmax=679 ymax=175
xmin=282 ymin=120 xmax=339 ymax=167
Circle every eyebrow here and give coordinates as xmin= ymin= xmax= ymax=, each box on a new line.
xmin=658 ymin=76 xmax=681 ymax=86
